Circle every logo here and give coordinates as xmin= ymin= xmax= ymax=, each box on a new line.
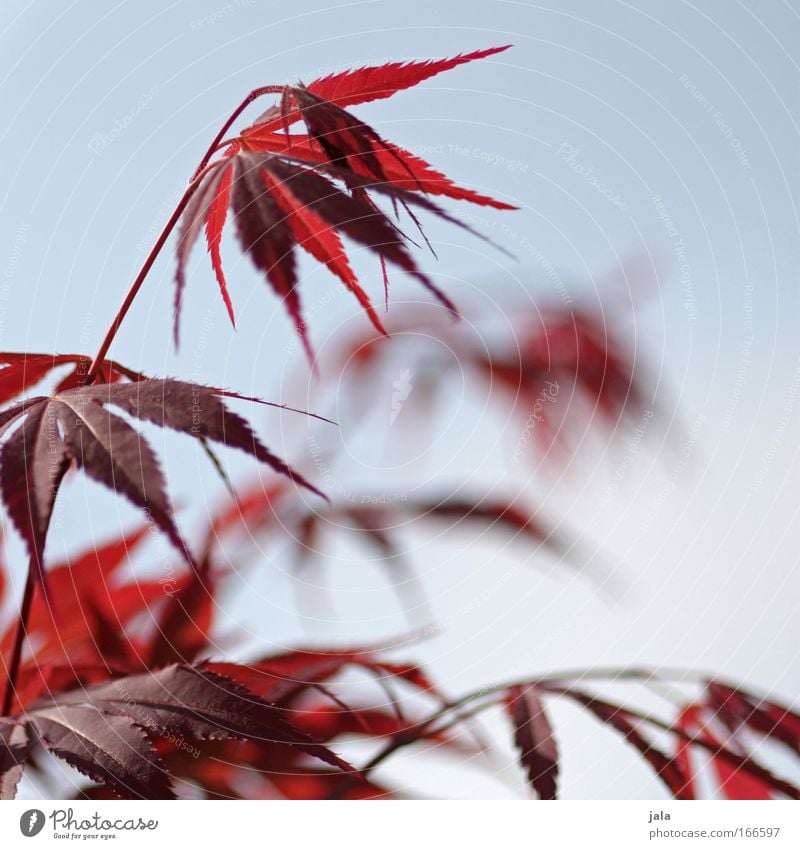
xmin=20 ymin=810 xmax=45 ymax=837
xmin=390 ymin=369 xmax=413 ymax=424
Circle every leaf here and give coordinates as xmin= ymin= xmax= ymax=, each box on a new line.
xmin=306 ymin=46 xmax=512 ymax=110
xmin=176 ymin=49 xmax=517 ymax=354
xmin=175 ymin=150 xmax=472 ymax=359
xmin=244 ymin=46 xmax=512 ymax=131
xmin=78 ymin=665 xmax=353 ymax=773
xmin=174 ymin=161 xmax=236 ymax=343
xmin=0 ymin=719 xmax=31 ymax=800
xmin=262 ymin=165 xmax=387 ymax=335
xmin=240 ymin=131 xmax=516 ymax=210
xmin=0 ymin=353 xmax=145 ymax=405
xmin=0 ymin=525 xmax=150 ymax=679
xmin=566 ymin=692 xmax=694 ymax=800
xmin=506 ymin=685 xmax=559 ymax=799
xmin=677 ymin=704 xmax=776 ymax=800
xmin=147 ymin=561 xmax=216 ymax=666
xmin=707 ymin=682 xmax=800 ymax=755
xmin=229 ymin=153 xmax=308 ymax=361
xmin=14 ymin=664 xmax=356 ymax=799
xmin=0 ymin=354 xmax=64 ymax=405
xmin=207 ymin=645 xmax=438 ymax=704
xmin=0 ymin=378 xmax=322 ymax=575
xmin=283 ymin=86 xmax=411 ymax=185
xmin=263 ymin=155 xmax=461 ymax=312
xmin=31 ymin=707 xmax=174 ymax=799
xmin=0 ymin=397 xmax=70 ymax=583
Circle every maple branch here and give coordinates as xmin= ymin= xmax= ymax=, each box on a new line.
xmin=1 ymin=564 xmax=36 ymax=717
xmin=85 ymin=85 xmax=283 ymax=384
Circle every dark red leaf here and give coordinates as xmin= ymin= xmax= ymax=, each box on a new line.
xmin=707 ymin=682 xmax=800 ymax=756
xmin=506 ymin=685 xmax=559 ymax=799
xmin=565 ymin=692 xmax=694 ymax=800
xmin=240 ymin=131 xmax=516 ymax=210
xmin=31 ymin=706 xmax=174 ymax=799
xmin=0 ymin=379 xmax=322 ymax=575
xmin=81 ymin=665 xmax=354 ymax=775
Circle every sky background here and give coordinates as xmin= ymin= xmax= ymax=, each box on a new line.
xmin=1 ymin=0 xmax=799 ymax=799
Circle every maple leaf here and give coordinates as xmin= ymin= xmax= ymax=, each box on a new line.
xmin=506 ymin=685 xmax=559 ymax=800
xmin=245 ymin=46 xmax=512 ymax=128
xmin=2 ymin=664 xmax=354 ymax=800
xmin=0 ymin=378 xmax=321 ymax=585
xmin=706 ymin=682 xmax=800 ymax=756
xmin=571 ymin=694 xmax=694 ymax=801
xmin=241 ymin=131 xmax=515 ymax=210
xmin=175 ymin=151 xmax=483 ymax=358
xmin=674 ymin=684 xmax=800 ymax=800
xmin=175 ymin=48 xmax=514 ymax=355
xmin=0 ymin=353 xmax=145 ymax=407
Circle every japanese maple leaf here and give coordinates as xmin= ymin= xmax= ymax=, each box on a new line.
xmin=0 ymin=664 xmax=353 ymax=799
xmin=244 ymin=46 xmax=512 ymax=131
xmin=506 ymin=685 xmax=559 ymax=800
xmin=0 ymin=352 xmax=144 ymax=407
xmin=0 ymin=378 xmax=321 ymax=587
xmin=174 ymin=150 xmax=491 ymax=359
xmin=174 ymin=47 xmax=515 ymax=357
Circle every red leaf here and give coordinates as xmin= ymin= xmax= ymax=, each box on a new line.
xmin=566 ymin=692 xmax=694 ymax=800
xmin=244 ymin=47 xmax=512 ymax=132
xmin=1 ymin=524 xmax=151 ymax=664
xmin=147 ymin=562 xmax=216 ymax=666
xmin=174 ymin=161 xmax=236 ymax=343
xmin=261 ymin=167 xmax=387 ymax=336
xmin=229 ymin=154 xmax=310 ymax=361
xmin=241 ymin=131 xmax=516 ymax=210
xmin=205 ymin=161 xmax=235 ymax=326
xmin=677 ymin=705 xmax=775 ymax=800
xmin=81 ymin=665 xmax=354 ymax=774
xmin=506 ymin=685 xmax=559 ymax=799
xmin=0 ymin=379 xmax=322 ymax=575
xmin=707 ymin=682 xmax=800 ymax=755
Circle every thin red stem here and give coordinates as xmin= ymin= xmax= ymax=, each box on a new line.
xmin=85 ymin=85 xmax=283 ymax=384
xmin=1 ymin=564 xmax=36 ymax=717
